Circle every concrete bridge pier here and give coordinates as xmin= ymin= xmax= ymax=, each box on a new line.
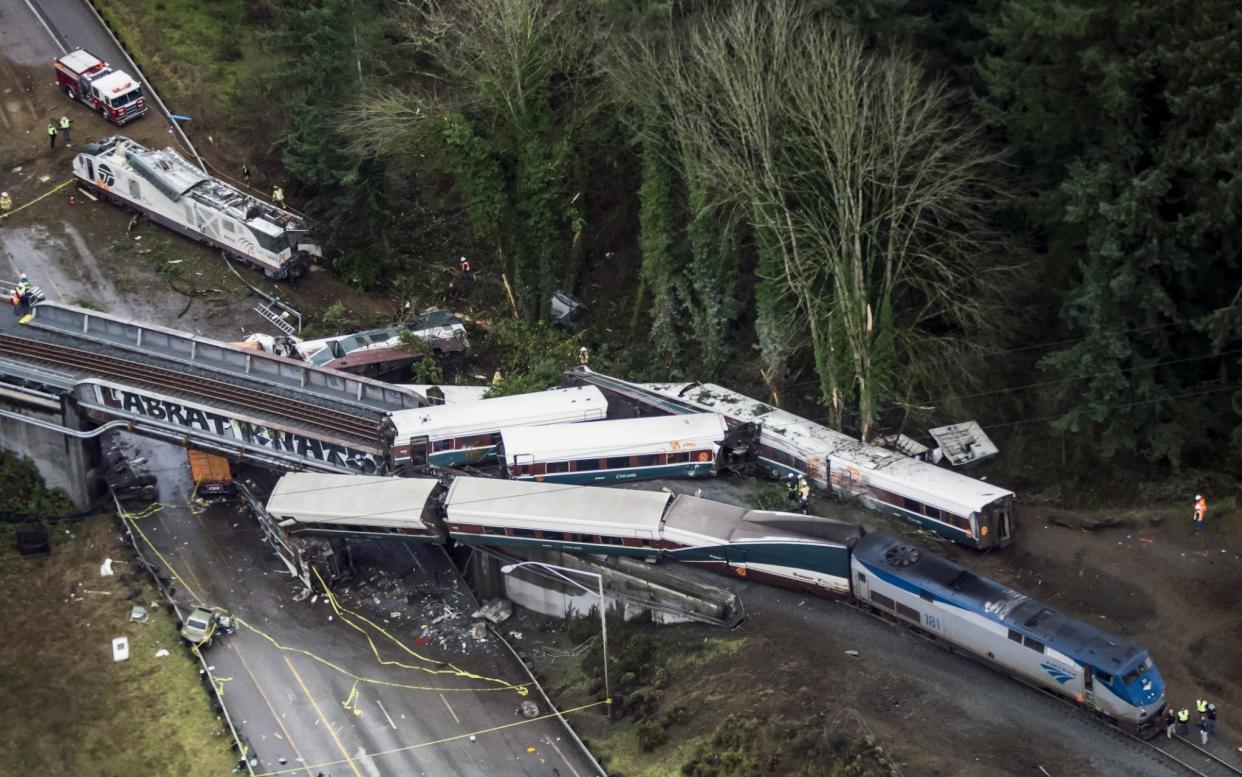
xmin=0 ymin=388 xmax=103 ymax=509
xmin=467 ymin=546 xmax=744 ymax=628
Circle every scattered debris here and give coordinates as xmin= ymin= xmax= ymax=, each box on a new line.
xmin=520 ymin=701 xmax=540 ymax=719
xmin=130 ymin=604 xmax=149 ymax=623
xmin=844 ymin=650 xmax=860 ymax=658
xmin=471 ymin=599 xmax=513 ymax=625
xmin=291 ymin=587 xmax=312 ymax=603
xmin=154 ymin=649 xmax=169 ymax=658
xmin=509 ymin=631 xmax=523 ymax=641
xmin=112 ymin=637 xmax=129 ymax=662
xmin=470 ymin=622 xmax=488 ymax=640
xmin=100 ymin=558 xmax=114 ymax=577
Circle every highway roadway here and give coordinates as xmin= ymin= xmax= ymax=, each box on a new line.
xmin=0 ymin=2 xmax=602 ymax=774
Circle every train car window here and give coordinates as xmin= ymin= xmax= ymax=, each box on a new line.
xmin=918 ymin=589 xmax=933 ymax=602
xmin=924 ymin=506 xmax=942 ymax=521
xmin=571 ymin=533 xmax=595 ymax=543
xmin=432 ymin=439 xmax=454 ymax=452
xmin=634 ymin=454 xmax=660 ymax=467
xmin=547 ymin=461 xmax=569 ymax=473
xmin=1022 ymin=636 xmax=1045 ymax=653
xmin=1095 ymin=670 xmax=1114 ymax=686
xmin=489 ymin=432 xmax=502 ymax=445
xmin=896 ymin=603 xmax=920 ymax=622
xmin=607 ymin=456 xmax=630 ymax=469
xmin=1007 ymin=629 xmax=1023 ymax=643
xmin=600 ymin=535 xmax=624 ymax=546
xmin=870 ymin=592 xmax=895 ymax=611
xmin=528 ymin=463 xmax=547 ymax=475
xmin=483 ymin=526 xmax=505 ymax=535
xmin=512 ymin=528 xmax=536 ymax=538
xmin=668 ymin=451 xmax=691 ymax=464
xmin=856 ymin=572 xmax=867 ymax=583
xmin=903 ymin=497 xmax=924 ymax=513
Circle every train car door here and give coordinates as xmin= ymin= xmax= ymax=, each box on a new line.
xmin=854 ymin=569 xmax=869 ymax=600
xmin=1083 ymin=669 xmax=1095 ymax=707
xmin=997 ymin=505 xmax=1012 ymax=543
xmin=407 ymin=436 xmax=429 ymax=467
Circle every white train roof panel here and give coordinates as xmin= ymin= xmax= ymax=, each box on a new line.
xmin=444 ymin=477 xmax=672 ymax=532
xmin=644 ymin=382 xmax=1012 ymax=513
xmin=928 ymin=421 xmax=1000 ymax=466
xmin=267 ymin=473 xmax=439 ymax=527
xmin=401 ymin=385 xmax=490 ymax=403
xmin=391 ymin=386 xmax=606 ymax=439
xmin=860 ymin=454 xmax=1014 ymax=513
xmin=499 ymin=412 xmax=729 ymax=463
xmin=643 ymin=382 xmax=862 ymax=455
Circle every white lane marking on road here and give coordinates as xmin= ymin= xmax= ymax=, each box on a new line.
xmin=375 ymin=698 xmax=397 ymax=731
xmin=439 ymin=693 xmax=462 ymax=725
xmin=353 ymin=747 xmax=381 ymax=777
xmin=543 ymin=735 xmax=585 ymax=777
xmin=22 ymin=0 xmax=66 ymax=54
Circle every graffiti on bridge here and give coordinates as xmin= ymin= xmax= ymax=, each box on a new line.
xmin=85 ymin=383 xmax=382 ymax=473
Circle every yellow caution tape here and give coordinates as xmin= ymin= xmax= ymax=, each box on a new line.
xmin=120 ymin=503 xmax=531 ymax=696
xmin=251 ymin=700 xmax=609 ymax=777
xmin=0 ymin=179 xmax=75 ymax=220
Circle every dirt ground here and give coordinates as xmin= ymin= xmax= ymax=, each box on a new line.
xmin=0 ymin=55 xmax=401 ymax=339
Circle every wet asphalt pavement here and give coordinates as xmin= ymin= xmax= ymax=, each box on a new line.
xmin=122 ymin=434 xmax=600 ymax=777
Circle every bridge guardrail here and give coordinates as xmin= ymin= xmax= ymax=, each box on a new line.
xmin=30 ymin=302 xmax=423 ymax=412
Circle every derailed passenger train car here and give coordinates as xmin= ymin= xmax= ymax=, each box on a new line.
xmin=661 ymin=496 xmax=861 ymax=598
xmin=638 ymin=379 xmax=1015 ymax=550
xmin=498 ymin=413 xmax=743 ymax=485
xmin=390 ymin=386 xmax=607 ymax=468
xmin=266 ymin=473 xmax=445 ymax=542
xmin=851 ymin=532 xmax=1165 ymax=733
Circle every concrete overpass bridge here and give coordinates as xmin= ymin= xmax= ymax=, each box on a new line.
xmin=0 ymin=301 xmax=425 ymax=505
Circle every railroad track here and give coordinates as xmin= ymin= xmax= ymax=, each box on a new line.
xmin=844 ymin=598 xmax=1242 ymax=777
xmin=1138 ymin=734 xmax=1242 ymax=777
xmin=0 ymin=333 xmax=386 ymax=444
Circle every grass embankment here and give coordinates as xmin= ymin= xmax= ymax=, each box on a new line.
xmin=0 ymin=482 xmax=234 ymax=775
xmin=533 ymin=613 xmax=896 ymax=777
xmin=91 ymin=0 xmax=282 ymax=186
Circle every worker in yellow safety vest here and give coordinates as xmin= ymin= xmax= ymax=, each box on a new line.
xmin=272 ymin=186 xmax=285 ymax=207
xmin=1197 ymin=698 xmax=1208 ymax=720
xmin=59 ymin=115 xmax=71 ymax=146
xmin=0 ymin=192 xmax=11 ymax=212
xmin=1177 ymin=707 xmax=1190 ymax=735
xmin=48 ymin=121 xmax=57 ymax=150
xmin=797 ymin=476 xmax=811 ymax=515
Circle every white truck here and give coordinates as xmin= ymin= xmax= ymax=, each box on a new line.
xmin=72 ymin=136 xmax=320 ymax=279
xmin=54 ymin=49 xmax=146 ymax=125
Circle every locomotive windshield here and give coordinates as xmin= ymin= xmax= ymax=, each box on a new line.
xmin=1122 ymin=656 xmax=1154 ymax=685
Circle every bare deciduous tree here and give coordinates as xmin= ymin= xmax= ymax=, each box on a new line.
xmin=627 ymin=0 xmax=1011 ymax=437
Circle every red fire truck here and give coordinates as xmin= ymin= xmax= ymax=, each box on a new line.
xmin=54 ymin=49 xmax=147 ymax=125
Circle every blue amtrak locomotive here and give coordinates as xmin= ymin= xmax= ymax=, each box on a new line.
xmin=851 ymin=532 xmax=1165 ymax=734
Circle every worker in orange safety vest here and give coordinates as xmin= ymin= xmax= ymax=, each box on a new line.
xmin=1193 ymin=495 xmax=1207 ymax=534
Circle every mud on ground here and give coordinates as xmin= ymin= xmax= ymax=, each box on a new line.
xmin=1 ymin=54 xmax=395 ymax=338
